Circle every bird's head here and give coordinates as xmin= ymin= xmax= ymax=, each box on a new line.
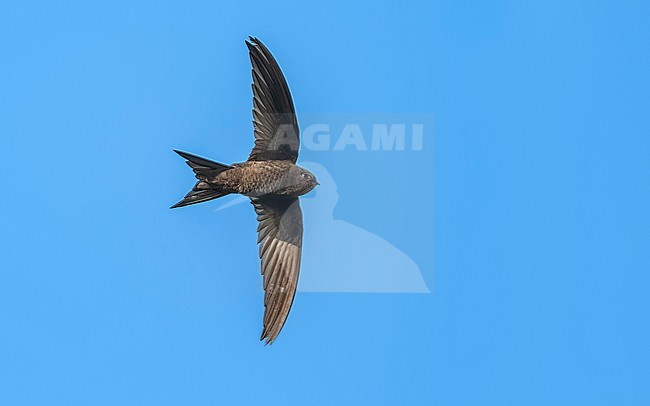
xmin=298 ymin=167 xmax=319 ymax=193
xmin=282 ymin=165 xmax=318 ymax=197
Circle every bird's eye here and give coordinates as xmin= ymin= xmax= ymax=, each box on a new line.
xmin=301 ymin=173 xmax=308 ymax=179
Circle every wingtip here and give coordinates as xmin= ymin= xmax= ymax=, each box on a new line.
xmin=246 ymin=36 xmax=264 ymax=49
xmin=260 ymin=335 xmax=274 ymax=346
xmin=260 ymin=328 xmax=276 ymax=346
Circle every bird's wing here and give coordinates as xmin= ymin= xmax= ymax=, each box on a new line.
xmin=246 ymin=36 xmax=300 ymax=163
xmin=251 ymin=196 xmax=303 ymax=344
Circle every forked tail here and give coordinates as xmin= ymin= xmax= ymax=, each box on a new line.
xmin=171 ymin=150 xmax=232 ymax=208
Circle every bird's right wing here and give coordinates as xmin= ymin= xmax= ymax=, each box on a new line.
xmin=251 ymin=196 xmax=303 ymax=344
xmin=246 ymin=37 xmax=300 ymax=163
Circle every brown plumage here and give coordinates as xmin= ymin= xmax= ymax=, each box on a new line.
xmin=171 ymin=37 xmax=318 ymax=345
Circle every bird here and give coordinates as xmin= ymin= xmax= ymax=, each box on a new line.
xmin=171 ymin=37 xmax=318 ymax=345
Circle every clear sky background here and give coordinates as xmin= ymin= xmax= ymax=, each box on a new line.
xmin=1 ymin=1 xmax=649 ymax=405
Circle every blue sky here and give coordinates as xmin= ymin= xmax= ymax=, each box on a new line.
xmin=1 ymin=1 xmax=649 ymax=405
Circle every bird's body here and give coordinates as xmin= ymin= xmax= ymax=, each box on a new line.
xmin=172 ymin=37 xmax=318 ymax=344
xmin=215 ymin=160 xmax=316 ymax=198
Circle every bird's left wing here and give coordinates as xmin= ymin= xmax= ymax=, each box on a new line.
xmin=246 ymin=37 xmax=300 ymax=163
xmin=251 ymin=196 xmax=303 ymax=344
